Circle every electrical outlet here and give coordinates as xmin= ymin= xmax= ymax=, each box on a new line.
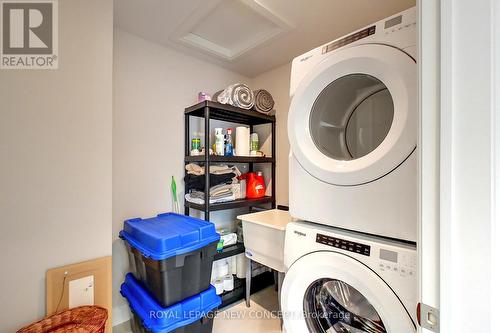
xmin=69 ymin=275 xmax=94 ymax=308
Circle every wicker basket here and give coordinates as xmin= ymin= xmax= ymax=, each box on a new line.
xmin=17 ymin=306 xmax=108 ymax=333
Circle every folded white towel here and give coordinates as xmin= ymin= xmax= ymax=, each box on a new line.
xmin=185 ymin=163 xmax=241 ymax=176
xmin=184 ymin=193 xmax=236 ymax=204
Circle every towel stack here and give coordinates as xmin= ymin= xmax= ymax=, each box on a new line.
xmin=184 ymin=163 xmax=243 ymax=204
xmin=213 ymin=84 xmax=275 ymax=115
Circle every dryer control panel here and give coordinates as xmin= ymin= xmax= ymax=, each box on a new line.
xmin=321 ymin=25 xmax=376 ymax=54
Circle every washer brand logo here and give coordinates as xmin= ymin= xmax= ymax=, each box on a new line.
xmin=294 ymin=230 xmax=307 ymax=237
xmin=299 ymin=55 xmax=312 ymax=62
xmin=1 ymin=0 xmax=58 ymax=69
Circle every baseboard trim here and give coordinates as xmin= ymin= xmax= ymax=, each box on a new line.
xmin=112 ymin=303 xmax=131 ymax=327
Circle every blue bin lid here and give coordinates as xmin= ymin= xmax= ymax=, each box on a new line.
xmin=119 ymin=212 xmax=220 ymax=260
xmin=121 ymin=273 xmax=221 ymax=333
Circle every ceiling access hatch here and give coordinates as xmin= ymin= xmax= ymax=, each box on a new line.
xmin=173 ymin=0 xmax=293 ymax=61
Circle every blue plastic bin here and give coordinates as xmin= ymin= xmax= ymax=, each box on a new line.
xmin=121 ymin=273 xmax=221 ymax=333
xmin=120 ymin=213 xmax=220 ymax=307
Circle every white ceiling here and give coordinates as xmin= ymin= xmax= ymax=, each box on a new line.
xmin=114 ymin=0 xmax=416 ymax=77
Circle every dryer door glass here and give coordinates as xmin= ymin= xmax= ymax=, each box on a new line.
xmin=309 ymin=74 xmax=394 ymax=161
xmin=303 ymin=278 xmax=387 ymax=333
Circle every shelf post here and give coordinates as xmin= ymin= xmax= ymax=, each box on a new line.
xmin=204 ymin=105 xmax=210 ymax=221
xmin=249 ymin=124 xmax=254 ymax=173
xmin=185 ymin=113 xmax=190 ymax=215
xmin=271 ymin=120 xmax=276 ymax=209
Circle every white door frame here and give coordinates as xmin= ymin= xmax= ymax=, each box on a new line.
xmin=419 ymin=0 xmax=499 ymax=332
xmin=491 ymin=0 xmax=500 ymax=330
xmin=418 ymin=1 xmax=440 ymax=332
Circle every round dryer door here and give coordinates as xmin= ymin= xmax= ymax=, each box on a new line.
xmin=288 ymin=44 xmax=416 ymax=186
xmin=281 ymin=251 xmax=415 ymax=333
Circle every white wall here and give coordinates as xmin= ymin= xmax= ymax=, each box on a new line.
xmin=252 ymin=63 xmax=292 ymax=206
xmin=112 ymin=29 xmax=253 ymax=324
xmin=0 ymin=1 xmax=113 ymax=332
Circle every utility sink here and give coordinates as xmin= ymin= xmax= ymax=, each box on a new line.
xmin=237 ymin=209 xmax=292 ymax=272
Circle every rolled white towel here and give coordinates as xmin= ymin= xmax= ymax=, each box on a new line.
xmin=253 ymin=89 xmax=275 ymax=114
xmin=217 ymin=83 xmax=255 ymax=109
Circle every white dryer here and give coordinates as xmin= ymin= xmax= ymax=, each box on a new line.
xmin=281 ymin=221 xmax=417 ymax=333
xmin=288 ymin=7 xmax=417 ymax=242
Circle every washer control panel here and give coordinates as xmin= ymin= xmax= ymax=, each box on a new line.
xmin=316 ymin=233 xmax=371 ymax=256
xmin=378 ymin=249 xmax=416 ymax=278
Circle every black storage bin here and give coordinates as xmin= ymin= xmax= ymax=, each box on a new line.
xmin=121 ymin=273 xmax=221 ymax=333
xmin=120 ymin=213 xmax=220 ymax=307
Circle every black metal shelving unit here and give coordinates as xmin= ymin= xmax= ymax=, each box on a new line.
xmin=184 ymin=100 xmax=276 ymax=308
xmin=219 ymin=272 xmax=275 ymax=309
xmin=214 ymin=243 xmax=246 ymax=261
xmin=184 ymin=100 xmax=277 ymax=221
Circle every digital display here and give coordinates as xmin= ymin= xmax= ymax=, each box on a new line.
xmin=322 ymin=26 xmax=376 ymax=54
xmin=380 ymin=249 xmax=398 ymax=263
xmin=384 ymin=15 xmax=403 ymax=29
xmin=316 ymin=234 xmax=371 ymax=256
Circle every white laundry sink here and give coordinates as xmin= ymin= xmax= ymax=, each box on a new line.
xmin=238 ymin=209 xmax=292 ymax=272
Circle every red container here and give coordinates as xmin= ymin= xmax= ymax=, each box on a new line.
xmin=242 ymin=172 xmax=266 ymax=198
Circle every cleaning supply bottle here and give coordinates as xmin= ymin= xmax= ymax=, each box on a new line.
xmin=250 ymin=133 xmax=259 ymax=153
xmin=243 ymin=172 xmax=266 ymax=198
xmin=224 ymin=128 xmax=233 ymax=156
xmin=215 ymin=128 xmax=224 ymax=156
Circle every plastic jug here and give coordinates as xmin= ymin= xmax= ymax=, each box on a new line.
xmin=242 ymin=172 xmax=266 ymax=198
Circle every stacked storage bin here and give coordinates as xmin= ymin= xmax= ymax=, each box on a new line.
xmin=120 ymin=213 xmax=221 ymax=333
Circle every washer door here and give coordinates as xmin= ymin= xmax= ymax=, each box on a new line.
xmin=288 ymin=44 xmax=416 ymax=185
xmin=281 ymin=252 xmax=415 ymax=333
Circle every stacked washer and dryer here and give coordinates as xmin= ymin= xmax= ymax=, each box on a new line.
xmin=282 ymin=7 xmax=418 ymax=333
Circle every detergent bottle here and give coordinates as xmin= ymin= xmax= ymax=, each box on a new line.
xmin=244 ymin=172 xmax=266 ymax=198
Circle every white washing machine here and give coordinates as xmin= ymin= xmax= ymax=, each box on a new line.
xmin=281 ymin=221 xmax=417 ymax=333
xmin=288 ymin=7 xmax=417 ymax=242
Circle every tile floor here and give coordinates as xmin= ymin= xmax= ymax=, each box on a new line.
xmin=113 ymin=286 xmax=282 ymax=333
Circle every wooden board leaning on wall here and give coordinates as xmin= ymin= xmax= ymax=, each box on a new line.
xmin=46 ymin=256 xmax=112 ymax=333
